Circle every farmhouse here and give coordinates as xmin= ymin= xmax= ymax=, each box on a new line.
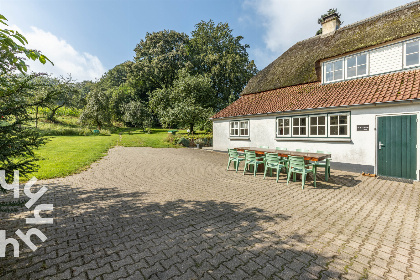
xmin=212 ymin=1 xmax=420 ymax=180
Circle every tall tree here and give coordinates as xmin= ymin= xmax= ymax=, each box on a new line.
xmin=0 ymin=14 xmax=52 ymax=183
xmin=149 ymin=69 xmax=215 ymax=132
xmin=131 ymin=30 xmax=189 ymax=95
xmin=188 ymin=20 xmax=258 ymax=109
xmin=79 ymin=88 xmax=111 ymax=130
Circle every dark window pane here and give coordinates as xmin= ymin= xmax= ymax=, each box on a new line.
xmin=284 ymin=119 xmax=289 ymax=126
xmin=358 ymin=54 xmax=367 ymax=65
xmin=310 ymin=126 xmax=317 ymax=135
xmin=347 ymin=57 xmax=356 ymax=68
xmin=406 ymin=53 xmax=419 ymax=66
xmin=330 ymin=116 xmax=338 ymax=125
xmin=293 ymin=127 xmax=299 ymax=135
xmin=406 ymin=41 xmax=419 ymax=54
xmin=300 ymin=117 xmax=306 ymax=126
xmin=339 ymin=126 xmax=347 ymax=135
xmin=293 ymin=118 xmax=299 ymax=126
xmin=357 ymin=64 xmax=366 ymax=75
xmin=279 ymin=127 xmax=283 ymax=135
xmin=318 ymin=116 xmax=325 ymax=125
xmin=300 ymin=127 xmax=306 ymax=135
xmin=310 ymin=117 xmax=317 ymax=125
xmin=319 ymin=126 xmax=326 ymax=135
xmin=284 ymin=127 xmax=289 ymax=135
xmin=330 ymin=126 xmax=338 ymax=135
xmin=347 ymin=67 xmax=356 ymax=78
xmin=339 ymin=116 xmax=347 ymax=124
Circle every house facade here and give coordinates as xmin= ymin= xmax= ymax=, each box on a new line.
xmin=212 ymin=2 xmax=420 ymax=180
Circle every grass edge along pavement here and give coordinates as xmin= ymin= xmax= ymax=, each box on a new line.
xmin=24 ymin=129 xmax=190 ymax=181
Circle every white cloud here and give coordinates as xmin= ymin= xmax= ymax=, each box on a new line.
xmin=243 ymin=0 xmax=412 ymax=69
xmin=11 ymin=25 xmax=106 ymax=81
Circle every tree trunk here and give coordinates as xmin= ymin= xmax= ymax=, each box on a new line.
xmin=35 ymin=106 xmax=39 ymax=128
xmin=189 ymin=123 xmax=194 ymax=135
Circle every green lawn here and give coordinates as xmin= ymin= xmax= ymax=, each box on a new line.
xmin=26 ymin=135 xmax=119 ymax=180
xmin=25 ymin=129 xmax=182 ymax=180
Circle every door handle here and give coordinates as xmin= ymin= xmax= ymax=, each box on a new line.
xmin=379 ymin=141 xmax=385 ymax=150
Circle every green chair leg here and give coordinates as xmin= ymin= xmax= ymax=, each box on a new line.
xmin=302 ymin=173 xmax=306 ymax=189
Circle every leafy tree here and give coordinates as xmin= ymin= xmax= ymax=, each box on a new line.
xmin=109 ymin=84 xmax=137 ymax=122
xmin=122 ymin=100 xmax=152 ymax=130
xmin=0 ymin=14 xmax=52 ymax=183
xmin=41 ymin=75 xmax=80 ymax=121
xmin=79 ymin=88 xmax=111 ymax=130
xmin=149 ymin=70 xmax=215 ymax=132
xmin=131 ymin=30 xmax=189 ymax=95
xmin=188 ymin=20 xmax=257 ymax=109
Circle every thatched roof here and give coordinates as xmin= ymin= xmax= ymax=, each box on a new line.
xmin=242 ymin=1 xmax=420 ymax=95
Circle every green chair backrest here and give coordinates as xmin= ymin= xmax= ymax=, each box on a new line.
xmin=259 ymin=146 xmax=269 ymax=149
xmin=296 ymin=149 xmax=302 ymax=152
xmin=228 ymin=149 xmax=239 ymax=157
xmin=288 ymin=156 xmax=305 ymax=169
xmin=265 ymin=153 xmax=280 ymax=165
xmin=276 ymin=147 xmax=287 ymax=150
xmin=245 ymin=151 xmax=258 ymax=161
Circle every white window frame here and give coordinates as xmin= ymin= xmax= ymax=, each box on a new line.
xmin=345 ymin=53 xmax=368 ymax=79
xmin=328 ymin=113 xmax=350 ymax=137
xmin=324 ymin=59 xmax=344 ymax=83
xmin=230 ymin=120 xmax=249 ymax=137
xmin=291 ymin=116 xmax=308 ymax=137
xmin=276 ymin=117 xmax=291 ymax=137
xmin=309 ymin=114 xmax=327 ymax=137
xmin=404 ymin=39 xmax=420 ymax=68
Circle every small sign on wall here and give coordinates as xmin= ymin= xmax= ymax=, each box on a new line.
xmin=357 ymin=125 xmax=369 ymax=131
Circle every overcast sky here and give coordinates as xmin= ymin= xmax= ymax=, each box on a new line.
xmin=0 ymin=0 xmax=413 ymax=81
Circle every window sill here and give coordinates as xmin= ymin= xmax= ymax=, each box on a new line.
xmin=275 ymin=137 xmax=351 ymax=142
xmin=229 ymin=137 xmax=250 ymax=141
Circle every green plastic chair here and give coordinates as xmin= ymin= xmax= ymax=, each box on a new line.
xmin=275 ymin=147 xmax=289 ymax=165
xmin=287 ymin=156 xmax=316 ymax=189
xmin=264 ymin=153 xmax=287 ymax=183
xmin=243 ymin=150 xmax=265 ymax=176
xmin=313 ymin=151 xmax=331 ymax=181
xmin=259 ymin=146 xmax=269 ymax=149
xmin=226 ymin=149 xmax=245 ymax=173
xmin=296 ymin=149 xmax=309 ymax=152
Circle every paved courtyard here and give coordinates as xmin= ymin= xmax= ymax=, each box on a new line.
xmin=1 ymin=147 xmax=420 ymax=279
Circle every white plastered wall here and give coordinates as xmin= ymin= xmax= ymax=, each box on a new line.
xmin=213 ymin=102 xmax=420 ymax=179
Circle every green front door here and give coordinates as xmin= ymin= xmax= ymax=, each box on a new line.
xmin=377 ymin=114 xmax=417 ymax=180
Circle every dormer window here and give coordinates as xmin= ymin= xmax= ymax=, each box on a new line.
xmin=405 ymin=40 xmax=419 ymax=67
xmin=324 ymin=59 xmax=343 ymax=82
xmin=346 ymin=54 xmax=367 ymax=78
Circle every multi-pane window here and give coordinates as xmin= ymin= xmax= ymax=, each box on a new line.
xmin=329 ymin=114 xmax=349 ymax=137
xmin=309 ymin=115 xmax=326 ymax=136
xmin=277 ymin=118 xmax=290 ymax=137
xmin=346 ymin=54 xmax=367 ymax=78
xmin=405 ymin=40 xmax=419 ymax=67
xmin=230 ymin=120 xmax=249 ymax=137
xmin=325 ymin=60 xmax=343 ymax=82
xmin=292 ymin=117 xmax=307 ymax=136
xmin=240 ymin=121 xmax=249 ymax=136
xmin=276 ymin=112 xmax=350 ymax=138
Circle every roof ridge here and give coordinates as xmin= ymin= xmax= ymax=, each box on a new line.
xmin=293 ymin=1 xmax=420 ymax=46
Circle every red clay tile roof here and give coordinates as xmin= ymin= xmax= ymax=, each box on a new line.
xmin=212 ymin=69 xmax=420 ymax=119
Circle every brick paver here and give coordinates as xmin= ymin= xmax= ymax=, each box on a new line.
xmin=1 ymin=147 xmax=420 ymax=279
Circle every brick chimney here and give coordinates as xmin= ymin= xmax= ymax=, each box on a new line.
xmin=321 ymin=13 xmax=341 ymax=34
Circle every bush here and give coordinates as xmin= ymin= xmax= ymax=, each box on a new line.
xmin=177 ymin=137 xmax=190 ymax=147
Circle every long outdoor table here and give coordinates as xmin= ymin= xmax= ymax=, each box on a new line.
xmin=235 ymin=147 xmax=331 ymax=162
